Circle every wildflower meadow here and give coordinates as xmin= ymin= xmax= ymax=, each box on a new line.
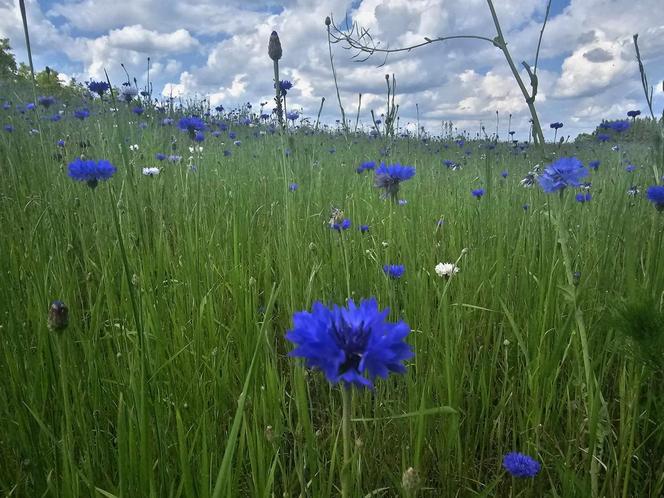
xmin=1 ymin=1 xmax=663 ymax=497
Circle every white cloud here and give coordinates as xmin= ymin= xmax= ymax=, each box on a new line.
xmin=0 ymin=0 xmax=662 ymax=137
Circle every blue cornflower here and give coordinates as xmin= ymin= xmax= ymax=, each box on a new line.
xmin=597 ymin=134 xmax=610 ymax=142
xmin=398 ymin=199 xmax=408 ymax=205
xmin=357 ymin=161 xmax=376 ymax=174
xmin=374 ymin=163 xmax=416 ymax=200
xmin=500 ymin=170 xmax=508 ymax=178
xmin=228 ymin=131 xmax=236 ymax=139
xmin=286 ymin=111 xmax=299 ymax=122
xmin=178 ymin=116 xmax=205 ymax=138
xmin=132 ymin=106 xmax=144 ymax=115
xmin=4 ymin=124 xmax=13 ymax=133
xmin=215 ymin=104 xmax=224 ymax=112
xmin=359 ymin=224 xmax=369 ymax=233
xmin=162 ymin=118 xmax=174 ymax=126
xmin=279 ymin=80 xmax=293 ymax=92
xmin=502 ymin=452 xmax=541 ymax=478
xmin=25 ymin=102 xmax=36 ymax=111
xmin=74 ymin=108 xmax=90 ymax=120
xmin=67 ymin=158 xmax=116 ymax=188
xmin=472 ymin=188 xmax=485 ymax=199
xmin=260 ymin=112 xmax=270 ymax=120
xmin=537 ymin=157 xmax=588 ymax=193
xmin=50 ymin=114 xmax=61 ymax=122
xmin=625 ymin=164 xmax=636 ymax=173
xmin=588 ymin=160 xmax=600 ymax=170
xmin=87 ymin=80 xmax=110 ymax=97
xmin=289 ymin=183 xmax=298 ymax=191
xmin=194 ymin=131 xmax=205 ymax=142
xmin=155 ymin=153 xmax=166 ymax=161
xmin=383 ymin=264 xmax=405 ymax=279
xmin=233 ymin=140 xmax=241 ymax=146
xmin=57 ymin=139 xmax=65 ymax=147
xmin=212 ymin=130 xmax=221 ymax=137
xmin=627 ymin=110 xmax=641 ymax=118
xmin=576 ymin=192 xmax=592 ymax=203
xmin=646 ymin=185 xmax=664 ymax=211
xmin=609 ymin=120 xmax=630 ymax=133
xmin=285 ymin=297 xmax=413 ymax=389
xmin=38 ymin=96 xmax=56 ymax=108
xmin=443 ymin=159 xmax=456 ymax=168
xmin=549 ymin=122 xmax=563 ymax=130
xmin=331 ymin=218 xmax=351 ymax=231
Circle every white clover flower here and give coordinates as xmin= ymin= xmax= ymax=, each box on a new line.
xmin=142 ymin=167 xmax=160 ymax=176
xmin=435 ymin=262 xmax=459 ymax=278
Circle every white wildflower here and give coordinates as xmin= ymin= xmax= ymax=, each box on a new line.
xmin=435 ymin=262 xmax=459 ymax=278
xmin=142 ymin=167 xmax=160 ymax=176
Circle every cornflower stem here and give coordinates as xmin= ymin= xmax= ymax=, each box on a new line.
xmin=554 ymin=194 xmax=600 ymax=497
xmin=341 ymin=386 xmax=352 ymax=498
xmin=273 ymin=61 xmax=283 ymax=126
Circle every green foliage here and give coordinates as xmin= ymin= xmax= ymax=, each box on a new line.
xmin=0 ymin=94 xmax=663 ymax=498
xmin=0 ymin=38 xmax=18 ymax=79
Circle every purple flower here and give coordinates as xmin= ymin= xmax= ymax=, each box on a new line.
xmin=549 ymin=122 xmax=563 ymax=130
xmin=471 ymin=188 xmax=485 ymax=199
xmin=289 ymin=183 xmax=298 ymax=191
xmin=383 ymin=264 xmax=405 ymax=279
xmin=357 ymin=161 xmax=376 ymax=174
xmin=503 ymin=452 xmax=541 ymax=478
xmin=374 ymin=163 xmax=416 ymax=200
xmin=625 ymin=164 xmax=636 ymax=173
xmin=67 ymin=158 xmax=116 ymax=188
xmin=74 ymin=108 xmax=90 ymax=120
xmin=537 ymin=157 xmax=588 ymax=193
xmin=609 ymin=120 xmax=630 ymax=133
xmin=285 ymin=297 xmax=413 ymax=389
xmin=359 ymin=225 xmax=369 ymax=233
xmin=331 ymin=218 xmax=351 ymax=231
xmin=627 ymin=110 xmax=641 ymax=118
xmin=575 ymin=192 xmax=592 ymax=203
xmin=646 ymin=185 xmax=664 ymax=211
xmin=500 ymin=170 xmax=508 ymax=178
xmin=588 ymin=160 xmax=600 ymax=170
xmin=597 ymin=134 xmax=610 ymax=142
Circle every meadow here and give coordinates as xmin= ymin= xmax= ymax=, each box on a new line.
xmin=0 ymin=83 xmax=663 ymax=498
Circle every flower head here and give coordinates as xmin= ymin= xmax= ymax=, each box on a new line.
xmin=575 ymin=192 xmax=591 ymax=203
xmin=120 ymin=83 xmax=138 ymax=102
xmin=87 ymin=80 xmax=110 ymax=97
xmin=356 ymin=161 xmax=376 ymax=174
xmin=597 ymin=134 xmax=610 ymax=142
xmin=285 ymin=297 xmax=413 ymax=388
xmin=549 ymin=122 xmax=563 ymax=130
xmin=537 ymin=157 xmax=588 ymax=193
xmin=627 ymin=110 xmax=641 ymax=118
xmin=609 ymin=120 xmax=630 ymax=133
xmin=374 ymin=163 xmax=415 ymax=199
xmin=646 ymin=185 xmax=664 ymax=211
xmin=383 ymin=264 xmax=405 ymax=279
xmin=588 ymin=160 xmax=600 ymax=170
xmin=289 ymin=182 xmax=298 ymax=191
xmin=48 ymin=300 xmax=69 ymax=332
xmin=471 ymin=188 xmax=485 ymax=199
xmin=38 ymin=96 xmax=56 ymax=108
xmin=435 ymin=262 xmax=459 ymax=278
xmin=502 ymin=452 xmax=541 ymax=478
xmin=142 ymin=167 xmax=160 ymax=176
xmin=74 ymin=108 xmax=90 ymax=120
xmin=359 ymin=224 xmax=369 ymax=233
xmin=68 ymin=158 xmax=116 ymax=188
xmin=330 ymin=218 xmax=351 ymax=231
xmin=286 ymin=111 xmax=300 ymax=122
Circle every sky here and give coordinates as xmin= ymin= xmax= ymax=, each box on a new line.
xmin=1 ymin=0 xmax=663 ymax=139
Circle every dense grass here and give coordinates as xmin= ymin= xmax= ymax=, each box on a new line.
xmin=1 ymin=99 xmax=663 ymax=497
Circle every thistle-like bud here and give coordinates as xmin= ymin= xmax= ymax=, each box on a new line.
xmin=48 ymin=300 xmax=69 ymax=332
xmin=268 ymin=31 xmax=282 ymax=61
xmin=325 ymin=16 xmax=331 ymax=26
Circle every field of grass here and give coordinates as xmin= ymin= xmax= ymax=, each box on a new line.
xmin=1 ymin=96 xmax=663 ymax=497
